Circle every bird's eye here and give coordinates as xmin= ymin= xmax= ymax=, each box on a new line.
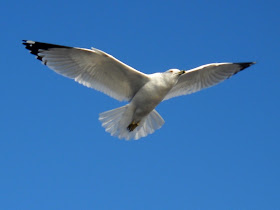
xmin=170 ymin=70 xmax=173 ymax=73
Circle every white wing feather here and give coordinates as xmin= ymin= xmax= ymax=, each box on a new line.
xmin=164 ymin=62 xmax=255 ymax=100
xmin=23 ymin=40 xmax=150 ymax=101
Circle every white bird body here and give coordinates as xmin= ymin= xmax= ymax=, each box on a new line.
xmin=23 ymin=40 xmax=255 ymax=140
xmin=100 ymin=70 xmax=182 ymax=140
xmin=131 ymin=71 xmax=181 ymax=120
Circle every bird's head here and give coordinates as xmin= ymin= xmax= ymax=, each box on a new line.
xmin=166 ymin=69 xmax=186 ymax=77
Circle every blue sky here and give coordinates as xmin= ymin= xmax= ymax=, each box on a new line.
xmin=1 ymin=0 xmax=280 ymax=209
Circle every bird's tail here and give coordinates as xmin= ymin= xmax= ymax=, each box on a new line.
xmin=99 ymin=105 xmax=165 ymax=140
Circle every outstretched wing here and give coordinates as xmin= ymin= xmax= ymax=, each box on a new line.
xmin=164 ymin=62 xmax=255 ymax=100
xmin=23 ymin=40 xmax=150 ymax=101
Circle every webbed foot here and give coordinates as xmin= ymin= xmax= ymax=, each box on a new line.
xmin=127 ymin=121 xmax=140 ymax=132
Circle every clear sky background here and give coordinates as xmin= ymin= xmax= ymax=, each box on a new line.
xmin=1 ymin=0 xmax=280 ymax=209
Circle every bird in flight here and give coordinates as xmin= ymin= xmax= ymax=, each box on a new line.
xmin=23 ymin=40 xmax=255 ymax=140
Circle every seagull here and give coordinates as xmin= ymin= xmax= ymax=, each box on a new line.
xmin=23 ymin=40 xmax=255 ymax=140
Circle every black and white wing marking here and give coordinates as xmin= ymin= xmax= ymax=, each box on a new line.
xmin=164 ymin=62 xmax=255 ymax=100
xmin=23 ymin=40 xmax=150 ymax=101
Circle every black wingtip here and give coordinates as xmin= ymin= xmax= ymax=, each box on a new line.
xmin=237 ymin=62 xmax=256 ymax=71
xmin=22 ymin=40 xmax=44 ymax=61
xmin=22 ymin=40 xmax=70 ymax=51
xmin=22 ymin=40 xmax=71 ymax=62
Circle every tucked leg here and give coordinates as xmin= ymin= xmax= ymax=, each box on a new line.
xmin=127 ymin=121 xmax=140 ymax=132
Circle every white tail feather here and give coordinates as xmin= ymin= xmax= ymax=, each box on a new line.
xmin=99 ymin=106 xmax=165 ymax=140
